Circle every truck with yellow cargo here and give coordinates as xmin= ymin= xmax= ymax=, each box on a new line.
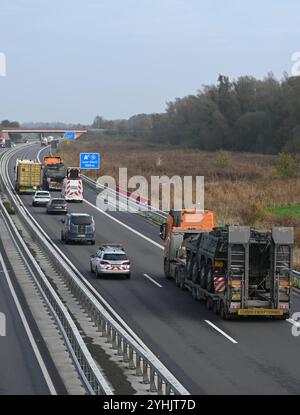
xmin=15 ymin=159 xmax=42 ymax=193
xmin=160 ymin=210 xmax=293 ymax=320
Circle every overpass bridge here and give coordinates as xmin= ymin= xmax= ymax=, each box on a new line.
xmin=0 ymin=128 xmax=87 ymax=139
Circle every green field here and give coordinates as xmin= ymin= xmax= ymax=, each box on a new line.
xmin=269 ymin=204 xmax=300 ymax=217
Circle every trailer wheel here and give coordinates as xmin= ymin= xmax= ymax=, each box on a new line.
xmin=186 ymin=257 xmax=193 ymax=280
xmin=179 ymin=270 xmax=186 ymax=291
xmin=164 ymin=259 xmax=172 ymax=280
xmin=191 ymin=263 xmax=199 ymax=284
xmin=220 ymin=302 xmax=229 ymax=320
xmin=199 ymin=263 xmax=206 ymax=289
xmin=175 ymin=269 xmax=180 ymax=287
xmin=206 ymin=297 xmax=212 ymax=310
xmin=213 ymin=300 xmax=219 ymax=315
xmin=206 ymin=264 xmax=215 ymax=293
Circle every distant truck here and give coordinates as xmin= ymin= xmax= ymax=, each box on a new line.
xmin=42 ymin=156 xmax=65 ymax=191
xmin=61 ymin=167 xmax=83 ymax=202
xmin=41 ymin=137 xmax=48 ymax=146
xmin=161 ymin=211 xmax=293 ymax=320
xmin=0 ymin=137 xmax=5 ymax=148
xmin=15 ymin=159 xmax=42 ymax=193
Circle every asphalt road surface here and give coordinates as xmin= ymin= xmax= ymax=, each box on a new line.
xmin=8 ymin=144 xmax=300 ymax=395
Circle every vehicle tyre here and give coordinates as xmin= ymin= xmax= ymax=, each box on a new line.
xmin=191 ymin=287 xmax=198 ymax=301
xmin=206 ymin=297 xmax=212 ymax=310
xmin=186 ymin=257 xmax=193 ymax=280
xmin=179 ymin=271 xmax=186 ymax=291
xmin=61 ymin=232 xmax=64 ymax=243
xmin=126 ymin=273 xmax=131 ymax=279
xmin=220 ymin=302 xmax=228 ymax=320
xmin=164 ymin=259 xmax=172 ymax=280
xmin=95 ymin=267 xmax=102 ymax=279
xmin=90 ymin=262 xmax=94 ymax=273
xmin=212 ymin=300 xmax=219 ymax=315
xmin=199 ymin=263 xmax=207 ymax=289
xmin=91 ymin=240 xmax=95 ymax=245
xmin=191 ymin=263 xmax=199 ymax=284
xmin=175 ymin=269 xmax=180 ymax=287
xmin=206 ymin=264 xmax=215 ymax=293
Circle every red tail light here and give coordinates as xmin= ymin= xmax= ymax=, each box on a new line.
xmin=123 ymin=260 xmax=130 ymax=265
xmin=100 ymin=260 xmax=109 ymax=265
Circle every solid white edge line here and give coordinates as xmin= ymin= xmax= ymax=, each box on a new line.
xmin=204 ymin=320 xmax=238 ymax=344
xmin=37 ymin=147 xmax=164 ymax=250
xmin=9 ymin=145 xmax=158 ymax=355
xmin=83 ymin=198 xmax=164 ymax=250
xmin=144 ymin=273 xmax=163 ymax=288
xmin=0 ymin=253 xmax=57 ymax=395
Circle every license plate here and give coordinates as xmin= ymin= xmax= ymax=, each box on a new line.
xmin=238 ymin=309 xmax=284 ymax=316
xmin=78 ymin=235 xmax=85 ymax=238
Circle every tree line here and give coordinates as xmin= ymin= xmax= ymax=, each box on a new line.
xmin=92 ymin=73 xmax=300 ymax=154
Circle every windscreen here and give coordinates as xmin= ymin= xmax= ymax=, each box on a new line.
xmin=51 ymin=199 xmax=65 ymax=205
xmin=68 ymin=168 xmax=80 ymax=179
xmin=103 ymin=253 xmax=127 ymax=261
xmin=37 ymin=193 xmax=50 ymax=197
xmin=71 ymin=216 xmax=93 ymax=225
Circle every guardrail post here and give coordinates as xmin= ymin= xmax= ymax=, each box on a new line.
xmin=157 ymin=376 xmax=163 ymax=395
xmin=128 ymin=346 xmax=135 ymax=370
xmin=111 ymin=329 xmax=117 ymax=349
xmin=117 ymin=335 xmax=123 ymax=356
xmin=149 ymin=368 xmax=157 ymax=393
xmin=135 ymin=355 xmax=143 ymax=376
xmin=101 ymin=320 xmax=107 ymax=337
xmin=143 ymin=361 xmax=150 ymax=384
xmin=106 ymin=324 xmax=113 ymax=344
xmin=123 ymin=342 xmax=129 ymax=363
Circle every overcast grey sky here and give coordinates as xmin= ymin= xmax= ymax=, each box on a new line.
xmin=0 ymin=0 xmax=299 ymax=124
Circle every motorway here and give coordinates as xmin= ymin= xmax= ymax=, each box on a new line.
xmin=0 ymin=230 xmax=56 ymax=394
xmin=8 ymin=143 xmax=300 ymax=394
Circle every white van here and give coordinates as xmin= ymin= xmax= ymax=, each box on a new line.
xmin=62 ymin=178 xmax=83 ymax=202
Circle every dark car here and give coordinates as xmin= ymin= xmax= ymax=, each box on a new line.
xmin=61 ymin=213 xmax=95 ymax=244
xmin=46 ymin=198 xmax=68 ymax=214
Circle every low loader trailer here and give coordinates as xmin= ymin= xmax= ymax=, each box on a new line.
xmin=161 ymin=211 xmax=293 ymax=320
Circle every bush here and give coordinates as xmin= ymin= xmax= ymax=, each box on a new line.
xmin=3 ymin=200 xmax=15 ymax=214
xmin=214 ymin=150 xmax=232 ymax=169
xmin=247 ymin=203 xmax=270 ymax=225
xmin=276 ymin=153 xmax=297 ymax=178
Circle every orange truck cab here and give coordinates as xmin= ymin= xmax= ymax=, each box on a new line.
xmin=160 ymin=209 xmax=215 ymax=278
xmin=43 ymin=156 xmax=62 ymax=165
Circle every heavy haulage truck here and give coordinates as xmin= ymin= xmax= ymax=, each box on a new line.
xmin=42 ymin=156 xmax=65 ymax=191
xmin=160 ymin=210 xmax=293 ymax=320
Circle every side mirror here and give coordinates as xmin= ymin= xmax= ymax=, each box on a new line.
xmin=160 ymin=223 xmax=167 ymax=240
xmin=90 ymin=254 xmax=95 ymax=258
xmin=60 ymin=219 xmax=65 ymax=224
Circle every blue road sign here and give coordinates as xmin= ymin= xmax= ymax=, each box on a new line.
xmin=65 ymin=131 xmax=76 ymax=140
xmin=80 ymin=153 xmax=100 ymax=169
